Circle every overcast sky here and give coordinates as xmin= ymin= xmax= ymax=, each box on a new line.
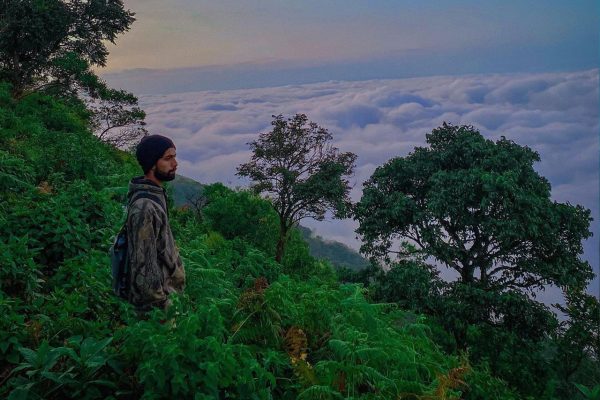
xmin=100 ymin=2 xmax=599 ymax=299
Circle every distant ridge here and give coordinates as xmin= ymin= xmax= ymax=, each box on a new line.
xmin=170 ymin=174 xmax=206 ymax=208
xmin=297 ymin=225 xmax=368 ymax=271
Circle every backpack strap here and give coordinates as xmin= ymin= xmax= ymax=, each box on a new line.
xmin=119 ymin=192 xmax=168 ymax=235
xmin=129 ymin=192 xmax=168 ymax=217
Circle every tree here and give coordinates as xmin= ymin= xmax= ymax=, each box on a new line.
xmin=554 ymin=288 xmax=600 ymax=392
xmin=0 ymin=0 xmax=146 ymax=146
xmin=237 ymin=114 xmax=357 ymax=263
xmin=88 ymin=89 xmax=147 ymax=148
xmin=354 ymin=123 xmax=593 ymax=293
xmin=0 ymin=0 xmax=134 ymax=97
xmin=354 ymin=123 xmax=596 ymax=396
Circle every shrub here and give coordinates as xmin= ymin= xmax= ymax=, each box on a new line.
xmin=0 ymin=236 xmax=42 ymax=301
xmin=203 ymin=183 xmax=279 ymax=256
xmin=3 ymin=180 xmax=118 ymax=271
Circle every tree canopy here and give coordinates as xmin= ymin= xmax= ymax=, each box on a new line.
xmin=0 ymin=0 xmax=134 ymax=97
xmin=0 ymin=0 xmax=145 ymax=147
xmin=352 ymin=124 xmax=598 ymax=396
xmin=238 ymin=114 xmax=357 ymax=262
xmin=354 ymin=123 xmax=593 ymax=292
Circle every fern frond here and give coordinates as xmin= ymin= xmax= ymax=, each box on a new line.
xmin=328 ymin=339 xmax=352 ymax=359
xmin=298 ymin=385 xmax=344 ymax=400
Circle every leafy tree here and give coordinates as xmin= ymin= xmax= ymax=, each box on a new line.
xmin=355 ymin=123 xmax=593 ymax=292
xmin=554 ymin=288 xmax=600 ymax=395
xmin=0 ymin=0 xmax=146 ymax=147
xmin=238 ymin=114 xmax=357 ymax=262
xmin=438 ymin=282 xmax=560 ymax=395
xmin=354 ymin=123 xmax=596 ymax=397
xmin=0 ymin=0 xmax=134 ymax=97
xmin=88 ymin=89 xmax=147 ymax=148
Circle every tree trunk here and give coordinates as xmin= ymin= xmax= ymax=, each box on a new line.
xmin=275 ymin=224 xmax=287 ymax=263
xmin=454 ymin=327 xmax=468 ymax=351
xmin=460 ymin=263 xmax=474 ymax=283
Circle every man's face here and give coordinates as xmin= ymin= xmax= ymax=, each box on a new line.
xmin=153 ymin=147 xmax=178 ymax=182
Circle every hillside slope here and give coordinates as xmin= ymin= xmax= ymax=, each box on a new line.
xmin=0 ymin=86 xmax=515 ymax=399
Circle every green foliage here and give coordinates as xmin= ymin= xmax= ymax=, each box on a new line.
xmin=89 ymin=88 xmax=147 ymax=148
xmin=172 ymin=180 xmax=368 ymax=272
xmin=0 ymin=1 xmax=145 ymax=147
xmin=44 ymin=252 xmax=122 ymax=333
xmin=297 ymin=225 xmax=368 ymax=271
xmin=0 ymin=0 xmax=134 ymax=97
xmin=281 ymin=228 xmax=337 ymax=283
xmin=119 ymin=305 xmax=276 ymax=399
xmin=575 ymin=383 xmax=600 ymax=400
xmin=553 ymin=289 xmax=600 ymax=398
xmin=203 ymin=183 xmax=279 ymax=256
xmin=354 ymin=261 xmax=565 ymax=397
xmin=0 ymin=89 xmax=122 ymax=186
xmin=8 ymin=337 xmax=117 ymax=400
xmin=2 ymin=181 xmax=118 ymax=270
xmin=0 ymin=295 xmax=28 ymax=365
xmin=370 ymin=260 xmax=443 ymax=313
xmin=355 ymin=123 xmax=593 ymax=291
xmin=354 ymin=123 xmax=598 ymax=398
xmin=0 ymin=150 xmax=35 ymax=200
xmin=169 ymin=173 xmax=205 ymax=208
xmin=267 ymin=279 xmax=480 ymax=399
xmin=0 ymin=236 xmax=42 ymax=300
xmin=462 ymin=366 xmax=519 ymax=400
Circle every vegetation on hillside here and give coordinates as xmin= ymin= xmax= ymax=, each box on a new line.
xmin=169 ymin=176 xmax=369 ymax=271
xmin=2 ymin=80 xmax=598 ymax=399
xmin=0 ymin=0 xmax=146 ymax=147
xmin=297 ymin=226 xmax=369 ymax=272
xmin=0 ymin=84 xmax=507 ymax=399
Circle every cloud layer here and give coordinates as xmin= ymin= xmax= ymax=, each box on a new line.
xmin=138 ymin=69 xmax=599 ymax=294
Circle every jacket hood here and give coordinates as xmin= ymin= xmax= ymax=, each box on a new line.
xmin=127 ymin=176 xmax=166 ymax=202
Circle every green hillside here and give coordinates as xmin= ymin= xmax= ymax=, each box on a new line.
xmin=297 ymin=226 xmax=368 ymax=271
xmin=0 ymin=85 xmax=515 ymax=399
xmin=4 ymin=81 xmax=597 ymax=400
xmin=169 ymin=177 xmax=368 ymax=271
xmin=171 ymin=174 xmax=206 ymax=208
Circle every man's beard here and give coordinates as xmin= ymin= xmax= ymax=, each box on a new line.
xmin=155 ymin=169 xmax=176 ymax=182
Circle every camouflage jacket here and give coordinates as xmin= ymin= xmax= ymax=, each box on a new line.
xmin=126 ymin=177 xmax=185 ymax=310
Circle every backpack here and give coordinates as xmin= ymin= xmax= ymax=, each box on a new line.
xmin=109 ymin=192 xmax=167 ymax=299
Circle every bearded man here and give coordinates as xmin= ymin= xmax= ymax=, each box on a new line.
xmin=127 ymin=134 xmax=185 ymax=311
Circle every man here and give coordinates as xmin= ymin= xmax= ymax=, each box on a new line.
xmin=127 ymin=134 xmax=185 ymax=311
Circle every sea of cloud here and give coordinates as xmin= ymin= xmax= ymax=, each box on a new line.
xmin=138 ymin=68 xmax=599 ymax=297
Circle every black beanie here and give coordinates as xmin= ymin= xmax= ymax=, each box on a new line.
xmin=135 ymin=134 xmax=176 ymax=173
